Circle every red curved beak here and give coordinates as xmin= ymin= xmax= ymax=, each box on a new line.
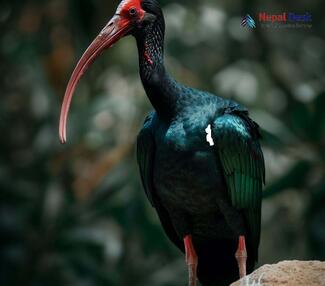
xmin=59 ymin=15 xmax=133 ymax=144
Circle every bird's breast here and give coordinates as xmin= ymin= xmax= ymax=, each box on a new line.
xmin=161 ymin=118 xmax=211 ymax=152
xmin=153 ymin=128 xmax=226 ymax=215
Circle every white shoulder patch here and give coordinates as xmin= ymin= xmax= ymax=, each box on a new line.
xmin=205 ymin=124 xmax=215 ymax=146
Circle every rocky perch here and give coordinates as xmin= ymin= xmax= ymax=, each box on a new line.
xmin=230 ymin=260 xmax=325 ymax=286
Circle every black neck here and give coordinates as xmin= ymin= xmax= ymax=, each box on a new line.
xmin=135 ymin=15 xmax=179 ymax=121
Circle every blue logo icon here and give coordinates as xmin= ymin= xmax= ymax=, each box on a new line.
xmin=241 ymin=14 xmax=256 ymax=28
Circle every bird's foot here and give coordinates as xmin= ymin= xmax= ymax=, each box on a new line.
xmin=235 ymin=235 xmax=247 ymax=278
xmin=184 ymin=235 xmax=198 ymax=286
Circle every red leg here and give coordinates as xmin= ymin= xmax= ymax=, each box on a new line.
xmin=235 ymin=235 xmax=247 ymax=278
xmin=184 ymin=235 xmax=198 ymax=286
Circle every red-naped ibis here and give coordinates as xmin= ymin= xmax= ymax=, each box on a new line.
xmin=59 ymin=0 xmax=265 ymax=285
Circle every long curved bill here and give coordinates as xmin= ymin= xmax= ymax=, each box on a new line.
xmin=59 ymin=15 xmax=132 ymax=144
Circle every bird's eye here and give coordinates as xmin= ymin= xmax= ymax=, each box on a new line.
xmin=128 ymin=7 xmax=138 ymax=17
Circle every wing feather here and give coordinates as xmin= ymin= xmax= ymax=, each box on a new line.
xmin=212 ymin=112 xmax=265 ymax=261
xmin=136 ymin=112 xmax=184 ymax=252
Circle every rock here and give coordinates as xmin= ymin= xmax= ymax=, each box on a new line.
xmin=230 ymin=260 xmax=325 ymax=286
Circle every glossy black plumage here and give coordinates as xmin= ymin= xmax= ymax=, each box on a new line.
xmin=134 ymin=1 xmax=265 ymax=285
xmin=137 ymin=92 xmax=264 ymax=286
xmin=57 ymin=1 xmax=264 ymax=284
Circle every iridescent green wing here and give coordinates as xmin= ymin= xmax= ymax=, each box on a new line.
xmin=136 ymin=112 xmax=184 ymax=252
xmin=213 ymin=112 xmax=265 ymax=261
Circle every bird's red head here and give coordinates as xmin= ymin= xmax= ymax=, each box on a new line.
xmin=59 ymin=0 xmax=148 ymax=144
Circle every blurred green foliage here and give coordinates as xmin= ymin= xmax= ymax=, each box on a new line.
xmin=1 ymin=0 xmax=324 ymax=285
